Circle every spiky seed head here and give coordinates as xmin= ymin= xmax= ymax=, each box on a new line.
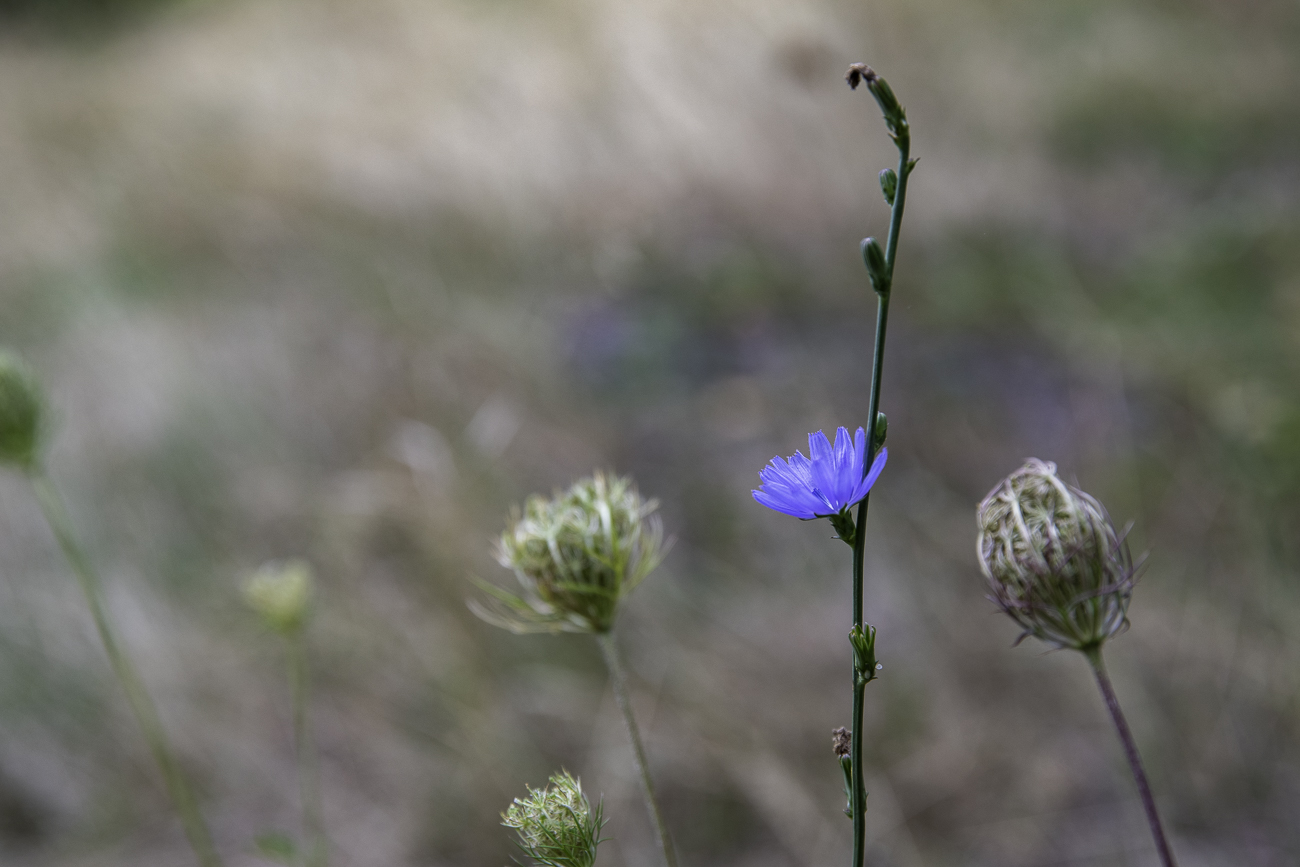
xmin=502 ymin=771 xmax=605 ymax=867
xmin=243 ymin=559 xmax=314 ymax=634
xmin=472 ymin=471 xmax=665 ymax=634
xmin=976 ymin=459 xmax=1137 ymax=652
xmin=0 ymin=351 xmax=43 ymax=470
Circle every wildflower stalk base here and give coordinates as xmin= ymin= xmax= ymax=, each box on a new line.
xmin=29 ymin=469 xmax=224 ymax=867
xmin=596 ymin=632 xmax=677 ymax=867
xmin=1085 ymin=648 xmax=1178 ymax=867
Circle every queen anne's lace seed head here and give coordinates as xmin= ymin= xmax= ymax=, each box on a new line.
xmin=502 ymin=771 xmax=605 ymax=867
xmin=472 ymin=472 xmax=665 ymax=634
xmin=977 ymin=459 xmax=1138 ymax=652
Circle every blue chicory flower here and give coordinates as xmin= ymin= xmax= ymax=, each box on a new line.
xmin=752 ymin=427 xmax=887 ymax=520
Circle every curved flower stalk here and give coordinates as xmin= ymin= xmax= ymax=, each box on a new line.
xmin=0 ymin=350 xmax=224 ymax=867
xmin=978 ymin=459 xmax=1177 ymax=867
xmin=502 ymin=771 xmax=607 ymax=867
xmin=472 ymin=472 xmax=676 ymax=867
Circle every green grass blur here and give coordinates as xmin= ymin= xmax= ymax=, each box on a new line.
xmin=0 ymin=0 xmax=1298 ymax=864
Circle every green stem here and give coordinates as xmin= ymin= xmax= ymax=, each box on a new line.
xmin=596 ymin=631 xmax=677 ymax=867
xmin=289 ymin=633 xmax=327 ymax=867
xmin=848 ymin=101 xmax=911 ymax=867
xmin=1084 ymin=648 xmax=1178 ymax=867
xmin=28 ymin=468 xmax=224 ymax=867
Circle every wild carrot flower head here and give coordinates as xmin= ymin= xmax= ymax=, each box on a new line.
xmin=472 ymin=471 xmax=665 ymax=634
xmin=752 ymin=427 xmax=887 ymax=544
xmin=0 ymin=350 xmax=43 ymax=470
xmin=502 ymin=771 xmax=605 ymax=867
xmin=977 ymin=459 xmax=1138 ymax=652
xmin=242 ymin=559 xmax=314 ymax=635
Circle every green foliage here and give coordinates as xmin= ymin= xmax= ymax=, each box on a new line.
xmin=0 ymin=351 xmax=43 ymax=471
xmin=502 ymin=772 xmax=605 ymax=867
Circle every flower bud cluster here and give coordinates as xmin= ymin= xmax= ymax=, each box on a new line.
xmin=502 ymin=771 xmax=604 ymax=867
xmin=977 ymin=459 xmax=1137 ymax=651
xmin=474 ymin=472 xmax=664 ymax=634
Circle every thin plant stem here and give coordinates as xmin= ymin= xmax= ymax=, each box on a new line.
xmin=595 ymin=631 xmax=677 ymax=867
xmin=28 ymin=468 xmax=224 ymax=867
xmin=1084 ymin=648 xmax=1178 ymax=867
xmin=848 ymin=110 xmax=911 ymax=867
xmin=288 ymin=633 xmax=328 ymax=867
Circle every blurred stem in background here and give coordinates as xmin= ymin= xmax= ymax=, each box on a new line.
xmin=846 ymin=63 xmax=915 ymax=867
xmin=29 ymin=470 xmax=226 ymax=867
xmin=1085 ymin=648 xmax=1178 ymax=867
xmin=0 ymin=351 xmax=223 ymax=867
xmin=597 ymin=631 xmax=677 ymax=867
xmin=243 ymin=560 xmax=327 ymax=867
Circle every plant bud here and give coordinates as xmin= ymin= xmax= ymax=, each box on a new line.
xmin=502 ymin=771 xmax=604 ymax=867
xmin=879 ymin=168 xmax=897 ymax=206
xmin=873 ymin=411 xmax=888 ymax=447
xmin=861 ymin=237 xmax=889 ymax=295
xmin=243 ymin=559 xmax=314 ymax=634
xmin=976 ymin=459 xmax=1137 ymax=651
xmin=473 ymin=472 xmax=665 ymax=634
xmin=0 ymin=351 xmax=43 ymax=470
xmin=849 ymin=624 xmax=879 ymax=684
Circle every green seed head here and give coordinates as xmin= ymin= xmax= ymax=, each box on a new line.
xmin=472 ymin=472 xmax=665 ymax=634
xmin=243 ymin=559 xmax=314 ymax=634
xmin=0 ymin=351 xmax=43 ymax=470
xmin=502 ymin=771 xmax=605 ymax=867
xmin=976 ymin=459 xmax=1137 ymax=652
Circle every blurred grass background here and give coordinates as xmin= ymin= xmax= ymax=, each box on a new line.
xmin=1 ymin=0 xmax=1298 ymax=864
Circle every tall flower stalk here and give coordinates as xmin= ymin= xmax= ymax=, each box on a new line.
xmin=978 ymin=459 xmax=1177 ymax=867
xmin=846 ymin=64 xmax=915 ymax=867
xmin=752 ymin=65 xmax=913 ymax=867
xmin=0 ymin=352 xmax=224 ymax=867
xmin=472 ymin=472 xmax=676 ymax=867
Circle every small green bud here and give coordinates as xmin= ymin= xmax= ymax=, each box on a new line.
xmin=879 ymin=168 xmax=897 ymax=206
xmin=243 ymin=560 xmax=314 ymax=634
xmin=472 ymin=472 xmax=665 ymax=634
xmin=977 ymin=459 xmax=1138 ymax=652
xmin=849 ymin=624 xmax=878 ymax=685
xmin=0 ymin=351 xmax=43 ymax=470
xmin=502 ymin=771 xmax=605 ymax=867
xmin=861 ymin=237 xmax=889 ymax=295
xmin=873 ymin=412 xmax=888 ymax=447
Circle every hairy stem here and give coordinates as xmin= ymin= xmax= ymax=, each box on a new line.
xmin=848 ymin=97 xmax=911 ymax=867
xmin=1085 ymin=648 xmax=1178 ymax=867
xmin=29 ymin=469 xmax=224 ymax=867
xmin=596 ymin=631 xmax=677 ymax=867
xmin=289 ymin=634 xmax=328 ymax=867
